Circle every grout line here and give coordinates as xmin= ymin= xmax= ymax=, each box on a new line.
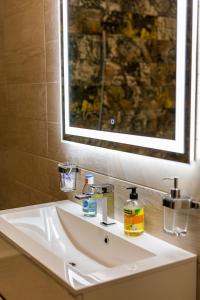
xmin=5 ymin=81 xmax=60 ymax=86
xmin=46 ymin=39 xmax=59 ymax=45
xmin=43 ymin=0 xmax=49 ymax=156
xmin=15 ymin=180 xmax=57 ymax=201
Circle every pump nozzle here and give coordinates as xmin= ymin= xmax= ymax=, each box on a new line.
xmin=163 ymin=177 xmax=180 ymax=199
xmin=127 ymin=187 xmax=138 ymax=200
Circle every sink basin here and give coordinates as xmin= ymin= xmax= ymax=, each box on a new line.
xmin=0 ymin=200 xmax=197 ymax=299
xmin=56 ymin=206 xmax=154 ymax=270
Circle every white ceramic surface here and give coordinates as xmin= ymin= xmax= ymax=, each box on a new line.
xmin=0 ymin=200 xmax=196 ymax=294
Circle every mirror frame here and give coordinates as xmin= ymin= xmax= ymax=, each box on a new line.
xmin=60 ymin=0 xmax=198 ymax=163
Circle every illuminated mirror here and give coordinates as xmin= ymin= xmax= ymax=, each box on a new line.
xmin=60 ymin=0 xmax=197 ymax=162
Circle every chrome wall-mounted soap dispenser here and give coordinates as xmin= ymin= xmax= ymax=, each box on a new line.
xmin=163 ymin=177 xmax=199 ymax=237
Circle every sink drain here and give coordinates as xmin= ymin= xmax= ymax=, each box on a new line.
xmin=104 ymin=235 xmax=109 ymax=244
xmin=68 ymin=262 xmax=77 ymax=267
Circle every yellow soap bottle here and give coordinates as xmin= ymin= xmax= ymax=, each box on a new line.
xmin=124 ymin=187 xmax=144 ymax=236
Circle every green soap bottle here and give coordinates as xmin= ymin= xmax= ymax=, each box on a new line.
xmin=124 ymin=187 xmax=144 ymax=236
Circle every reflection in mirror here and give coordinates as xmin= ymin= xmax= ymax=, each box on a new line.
xmin=60 ymin=0 xmax=197 ymax=162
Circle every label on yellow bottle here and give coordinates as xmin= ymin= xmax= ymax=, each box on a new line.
xmin=124 ymin=208 xmax=144 ymax=235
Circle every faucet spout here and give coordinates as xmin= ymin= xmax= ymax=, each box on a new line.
xmin=92 ymin=184 xmax=115 ymax=226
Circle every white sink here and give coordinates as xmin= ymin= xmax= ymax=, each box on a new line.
xmin=0 ymin=200 xmax=197 ymax=299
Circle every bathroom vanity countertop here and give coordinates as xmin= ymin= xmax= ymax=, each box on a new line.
xmin=0 ymin=200 xmax=197 ymax=295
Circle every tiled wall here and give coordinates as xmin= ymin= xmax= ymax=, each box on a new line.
xmin=0 ymin=0 xmax=62 ymax=208
xmin=0 ymin=0 xmax=200 ymax=297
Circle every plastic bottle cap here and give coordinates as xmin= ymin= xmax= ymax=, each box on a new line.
xmin=85 ymin=174 xmax=94 ymax=185
xmin=85 ymin=174 xmax=93 ymax=178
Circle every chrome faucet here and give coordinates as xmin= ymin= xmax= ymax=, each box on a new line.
xmin=75 ymin=183 xmax=115 ymax=225
xmin=91 ymin=184 xmax=115 ymax=225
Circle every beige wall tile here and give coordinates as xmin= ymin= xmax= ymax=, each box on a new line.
xmin=5 ymin=46 xmax=45 ymax=84
xmin=13 ymin=151 xmax=49 ymax=194
xmin=48 ymin=123 xmax=75 ymax=166
xmin=0 ymin=179 xmax=55 ymax=210
xmin=0 ymin=84 xmax=8 ymax=117
xmin=48 ymin=122 xmax=72 ymax=162
xmin=48 ymin=122 xmax=63 ymax=160
xmin=47 ymin=82 xmax=61 ymax=122
xmin=0 ymin=28 xmax=3 ymax=52
xmin=44 ymin=0 xmax=59 ymax=42
xmin=46 ymin=41 xmax=60 ymax=83
xmin=0 ymin=0 xmax=4 ymax=45
xmin=0 ymin=27 xmax=4 ymax=55
xmin=0 ymin=0 xmax=4 ymax=20
xmin=7 ymin=83 xmax=47 ymax=120
xmin=0 ymin=116 xmax=17 ymax=148
xmin=4 ymin=0 xmax=41 ymax=18
xmin=4 ymin=0 xmax=44 ymax=51
xmin=0 ymin=148 xmax=15 ymax=184
xmin=15 ymin=119 xmax=48 ymax=157
xmin=0 ymin=57 xmax=5 ymax=84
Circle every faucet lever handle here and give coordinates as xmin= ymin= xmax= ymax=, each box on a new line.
xmin=91 ymin=184 xmax=114 ymax=193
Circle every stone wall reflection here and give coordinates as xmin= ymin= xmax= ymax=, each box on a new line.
xmin=68 ymin=0 xmax=177 ymax=139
